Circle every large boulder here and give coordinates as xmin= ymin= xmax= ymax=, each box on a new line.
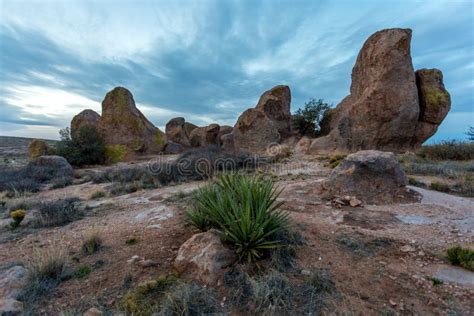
xmin=255 ymin=85 xmax=291 ymax=135
xmin=189 ymin=124 xmax=220 ymax=147
xmin=0 ymin=266 xmax=28 ymax=300
xmin=28 ymin=140 xmax=53 ymax=159
xmin=0 ymin=298 xmax=23 ymax=316
xmin=308 ymin=28 xmax=450 ymax=154
xmin=324 ymin=150 xmax=409 ymax=204
xmin=174 ymin=231 xmax=236 ymax=285
xmin=71 ymin=109 xmax=101 ymax=138
xmin=99 ymin=87 xmax=165 ymax=153
xmin=25 ymin=155 xmax=74 ymax=179
xmin=233 ymin=109 xmax=280 ymax=154
xmin=217 ymin=125 xmax=233 ymax=145
xmin=165 ymin=117 xmax=190 ymax=147
xmin=184 ymin=122 xmax=198 ymax=138
xmin=412 ymin=69 xmax=451 ymax=146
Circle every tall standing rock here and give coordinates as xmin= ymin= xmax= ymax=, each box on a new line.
xmin=165 ymin=117 xmax=190 ymax=146
xmin=255 ymin=85 xmax=291 ymax=136
xmin=71 ymin=109 xmax=101 ymax=138
xmin=307 ymin=28 xmax=450 ymax=154
xmin=412 ymin=69 xmax=451 ymax=146
xmin=233 ymin=109 xmax=280 ymax=153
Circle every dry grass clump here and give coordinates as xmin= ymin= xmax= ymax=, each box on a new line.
xmin=81 ymin=229 xmax=103 ymax=255
xmin=34 ymin=197 xmax=81 ymax=227
xmin=90 ymin=190 xmax=106 ymax=199
xmin=418 ymin=141 xmax=474 ymax=161
xmin=447 ymin=246 xmax=474 ymax=271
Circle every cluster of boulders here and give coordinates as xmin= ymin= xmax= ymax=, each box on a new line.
xmin=62 ymin=27 xmax=450 ymax=163
xmin=301 ymin=28 xmax=451 ymax=154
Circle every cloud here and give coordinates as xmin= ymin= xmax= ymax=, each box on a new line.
xmin=0 ymin=0 xmax=472 ymax=141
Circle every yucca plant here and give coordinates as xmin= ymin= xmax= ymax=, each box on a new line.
xmin=187 ymin=173 xmax=289 ymax=261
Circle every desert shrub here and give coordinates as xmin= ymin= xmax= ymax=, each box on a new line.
xmin=328 ymin=154 xmax=347 ymax=169
xmin=104 ymin=144 xmax=128 ymax=164
xmin=300 ymin=269 xmax=337 ymax=313
xmin=418 ymin=141 xmax=474 ymax=161
xmin=20 ymin=241 xmax=68 ymax=307
xmin=269 ymin=229 xmax=305 ymax=272
xmin=252 ymin=271 xmax=295 ymax=314
xmin=159 ymin=282 xmax=219 ymax=316
xmin=187 ymin=173 xmax=289 ymax=261
xmin=0 ymin=167 xmax=41 ymax=195
xmin=10 ymin=209 xmax=26 ymax=229
xmin=224 ymin=266 xmax=253 ymax=305
xmin=81 ymin=230 xmax=102 ymax=255
xmin=291 ymin=98 xmax=331 ymax=137
xmin=429 ymin=181 xmax=450 ymax=193
xmin=50 ymin=176 xmax=73 ymax=189
xmin=34 ymin=197 xmax=81 ymax=227
xmin=90 ymin=190 xmax=106 ymax=199
xmin=56 ymin=126 xmax=106 ymax=166
xmin=447 ymin=246 xmax=474 ymax=271
xmin=73 ymin=266 xmax=92 ymax=279
xmin=125 ymin=237 xmax=138 ymax=245
xmin=120 ymin=275 xmax=178 ymax=315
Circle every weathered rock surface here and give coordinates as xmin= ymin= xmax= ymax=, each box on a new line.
xmin=217 ymin=125 xmax=233 ymax=145
xmin=412 ymin=69 xmax=451 ymax=146
xmin=233 ymin=109 xmax=280 ymax=154
xmin=308 ymin=28 xmax=450 ymax=153
xmin=0 ymin=266 xmax=28 ymax=300
xmin=165 ymin=117 xmax=190 ymax=147
xmin=71 ymin=109 xmax=101 ymax=138
xmin=183 ymin=122 xmax=198 ymax=138
xmin=163 ymin=142 xmax=185 ymax=154
xmin=255 ymin=85 xmax=291 ymax=135
xmin=28 ymin=140 xmax=53 ymax=159
xmin=174 ymin=231 xmax=235 ymax=285
xmin=0 ymin=298 xmax=23 ymax=316
xmin=324 ymin=150 xmax=409 ymax=204
xmin=71 ymin=87 xmax=165 ymax=156
xmin=189 ymin=124 xmax=220 ymax=147
xmin=26 ymin=155 xmax=74 ymax=179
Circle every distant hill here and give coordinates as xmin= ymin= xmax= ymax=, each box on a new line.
xmin=0 ymin=136 xmax=57 ymax=167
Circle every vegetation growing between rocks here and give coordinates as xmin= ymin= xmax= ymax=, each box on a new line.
xmin=56 ymin=126 xmax=106 ymax=166
xmin=446 ymin=246 xmax=474 ymax=271
xmin=187 ymin=173 xmax=289 ymax=261
xmin=34 ymin=197 xmax=82 ymax=227
xmin=291 ymin=98 xmax=331 ymax=137
xmin=417 ymin=141 xmax=474 ymax=161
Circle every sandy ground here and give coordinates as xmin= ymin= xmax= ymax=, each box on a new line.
xmin=0 ymin=156 xmax=473 ymax=314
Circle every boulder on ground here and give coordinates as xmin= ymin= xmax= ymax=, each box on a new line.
xmin=308 ymin=28 xmax=451 ymax=154
xmin=0 ymin=266 xmax=28 ymax=300
xmin=163 ymin=142 xmax=185 ymax=154
xmin=324 ymin=150 xmax=410 ymax=204
xmin=189 ymin=124 xmax=220 ymax=147
xmin=71 ymin=109 xmax=101 ymax=138
xmin=255 ymin=85 xmax=291 ymax=136
xmin=28 ymin=140 xmax=53 ymax=159
xmin=412 ymin=69 xmax=451 ymax=146
xmin=165 ymin=117 xmax=190 ymax=147
xmin=26 ymin=155 xmax=74 ymax=179
xmin=174 ymin=231 xmax=235 ymax=285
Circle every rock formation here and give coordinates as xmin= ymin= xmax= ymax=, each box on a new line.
xmin=71 ymin=87 xmax=166 ymax=156
xmin=226 ymin=85 xmax=291 ymax=154
xmin=165 ymin=117 xmax=190 ymax=147
xmin=26 ymin=155 xmax=74 ymax=179
xmin=309 ymin=28 xmax=450 ymax=153
xmin=189 ymin=124 xmax=221 ymax=147
xmin=323 ymin=150 xmax=412 ymax=204
xmin=28 ymin=140 xmax=53 ymax=159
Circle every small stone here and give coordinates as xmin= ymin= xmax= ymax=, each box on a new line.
xmin=301 ymin=269 xmax=311 ymax=276
xmin=84 ymin=307 xmax=103 ymax=316
xmin=127 ymin=255 xmax=142 ymax=264
xmin=0 ymin=298 xmax=23 ymax=316
xmin=349 ymin=197 xmax=362 ymax=207
xmin=389 ymin=299 xmax=397 ymax=306
xmin=140 ymin=260 xmax=158 ymax=268
xmin=400 ymin=245 xmax=415 ymax=253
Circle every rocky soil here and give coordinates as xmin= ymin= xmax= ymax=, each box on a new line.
xmin=0 ymin=154 xmax=472 ymax=315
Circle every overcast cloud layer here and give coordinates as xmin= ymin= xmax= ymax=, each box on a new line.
xmin=0 ymin=0 xmax=472 ymax=141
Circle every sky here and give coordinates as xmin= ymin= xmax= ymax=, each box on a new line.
xmin=0 ymin=0 xmax=473 ymax=142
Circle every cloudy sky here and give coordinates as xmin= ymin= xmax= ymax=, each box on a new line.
xmin=0 ymin=0 xmax=472 ymax=142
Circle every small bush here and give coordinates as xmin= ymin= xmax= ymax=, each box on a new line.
xmin=159 ymin=282 xmax=219 ymax=316
xmin=252 ymin=272 xmax=294 ymax=314
xmin=90 ymin=190 xmax=106 ymax=199
xmin=34 ymin=197 xmax=81 ymax=227
xmin=426 ymin=276 xmax=443 ymax=286
xmin=125 ymin=237 xmax=138 ymax=245
xmin=120 ymin=275 xmax=178 ymax=315
xmin=291 ymin=98 xmax=331 ymax=137
xmin=73 ymin=266 xmax=92 ymax=279
xmin=56 ymin=126 xmax=106 ymax=167
xmin=328 ymin=154 xmax=346 ymax=169
xmin=447 ymin=246 xmax=474 ymax=271
xmin=81 ymin=230 xmax=102 ymax=255
xmin=187 ymin=173 xmax=289 ymax=261
xmin=418 ymin=141 xmax=474 ymax=161
xmin=50 ymin=176 xmax=73 ymax=189
xmin=104 ymin=144 xmax=128 ymax=164
xmin=10 ymin=209 xmax=26 ymax=229
xmin=20 ymin=241 xmax=68 ymax=306
xmin=429 ymin=181 xmax=450 ymax=193
xmin=269 ymin=229 xmax=305 ymax=272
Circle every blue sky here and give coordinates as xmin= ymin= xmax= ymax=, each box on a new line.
xmin=0 ymin=0 xmax=472 ymax=142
